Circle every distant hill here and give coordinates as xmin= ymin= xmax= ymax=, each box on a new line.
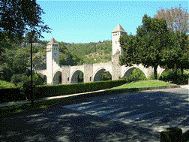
xmin=65 ymin=40 xmax=112 ymax=65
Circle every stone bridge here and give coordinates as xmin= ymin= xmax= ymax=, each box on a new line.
xmin=36 ymin=24 xmax=165 ymax=85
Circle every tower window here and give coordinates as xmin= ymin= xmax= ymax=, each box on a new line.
xmin=115 ymin=41 xmax=117 ymax=44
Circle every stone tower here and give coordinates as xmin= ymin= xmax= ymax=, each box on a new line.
xmin=46 ymin=38 xmax=59 ymax=84
xmin=111 ymin=24 xmax=126 ymax=56
xmin=112 ymin=24 xmax=126 ymax=80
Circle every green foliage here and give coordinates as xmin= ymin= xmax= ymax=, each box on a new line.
xmin=59 ymin=42 xmax=81 ymax=66
xmin=34 ymin=79 xmax=128 ymax=99
xmin=11 ymin=74 xmax=29 ymax=86
xmin=100 ymin=71 xmax=112 ymax=81
xmin=1 ymin=49 xmax=30 ymax=81
xmin=120 ymin=33 xmax=139 ymax=66
xmin=159 ymin=69 xmax=189 ymax=84
xmin=127 ymin=68 xmax=147 ymax=81
xmin=0 ymin=80 xmax=16 ymax=89
xmin=67 ymin=40 xmax=112 ymax=64
xmin=1 ymin=0 xmax=51 ymax=42
xmin=29 ymin=73 xmax=46 ymax=85
xmin=120 ymin=14 xmax=170 ymax=79
xmin=161 ymin=31 xmax=189 ymax=71
xmin=78 ymin=72 xmax=84 ymax=83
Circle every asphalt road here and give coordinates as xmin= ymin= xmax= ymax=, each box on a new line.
xmin=1 ymin=88 xmax=189 ymax=142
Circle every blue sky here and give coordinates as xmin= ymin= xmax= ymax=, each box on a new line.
xmin=37 ymin=1 xmax=188 ymax=43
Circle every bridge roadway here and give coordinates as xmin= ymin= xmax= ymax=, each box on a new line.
xmin=1 ymin=88 xmax=189 ymax=141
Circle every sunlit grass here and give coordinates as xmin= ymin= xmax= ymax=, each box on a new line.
xmin=111 ymin=80 xmax=171 ymax=90
xmin=0 ymin=80 xmax=16 ymax=89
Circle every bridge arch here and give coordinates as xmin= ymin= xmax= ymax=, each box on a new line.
xmin=122 ymin=66 xmax=147 ymax=79
xmin=53 ymin=71 xmax=62 ymax=85
xmin=93 ymin=67 xmax=112 ymax=82
xmin=71 ymin=70 xmax=84 ymax=83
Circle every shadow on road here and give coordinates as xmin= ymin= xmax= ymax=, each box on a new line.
xmin=0 ymin=88 xmax=189 ymax=141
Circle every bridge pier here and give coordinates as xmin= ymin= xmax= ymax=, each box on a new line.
xmin=62 ymin=66 xmax=70 ymax=84
xmin=84 ymin=63 xmax=93 ymax=83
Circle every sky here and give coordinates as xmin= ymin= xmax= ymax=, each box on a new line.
xmin=37 ymin=1 xmax=188 ymax=43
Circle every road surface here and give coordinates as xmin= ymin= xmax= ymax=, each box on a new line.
xmin=1 ymin=88 xmax=189 ymax=141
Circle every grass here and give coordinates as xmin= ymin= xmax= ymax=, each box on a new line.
xmin=0 ymin=80 xmax=173 ymax=118
xmin=110 ymin=80 xmax=171 ymax=90
xmin=0 ymin=80 xmax=16 ymax=89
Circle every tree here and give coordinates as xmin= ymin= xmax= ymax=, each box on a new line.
xmin=154 ymin=6 xmax=189 ymax=80
xmin=0 ymin=0 xmax=51 ymax=42
xmin=120 ymin=14 xmax=170 ymax=79
xmin=154 ymin=5 xmax=189 ymax=34
xmin=1 ymin=49 xmax=30 ymax=81
xmin=119 ymin=33 xmax=140 ymax=66
xmin=161 ymin=31 xmax=189 ymax=77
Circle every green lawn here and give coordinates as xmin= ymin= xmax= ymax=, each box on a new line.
xmin=0 ymin=80 xmax=16 ymax=89
xmin=111 ymin=80 xmax=171 ymax=90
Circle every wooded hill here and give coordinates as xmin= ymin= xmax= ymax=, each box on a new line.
xmin=59 ymin=40 xmax=112 ymax=66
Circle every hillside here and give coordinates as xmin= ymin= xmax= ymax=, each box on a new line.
xmin=58 ymin=40 xmax=112 ymax=66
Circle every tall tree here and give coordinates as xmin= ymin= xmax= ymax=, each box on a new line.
xmin=154 ymin=6 xmax=189 ymax=76
xmin=161 ymin=31 xmax=189 ymax=76
xmin=154 ymin=5 xmax=189 ymax=34
xmin=120 ymin=14 xmax=169 ymax=79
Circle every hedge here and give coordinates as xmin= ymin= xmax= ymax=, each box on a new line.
xmin=0 ymin=87 xmax=25 ymax=103
xmin=0 ymin=79 xmax=128 ymax=103
xmin=34 ymin=79 xmax=128 ymax=99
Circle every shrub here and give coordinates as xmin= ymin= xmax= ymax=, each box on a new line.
xmin=159 ymin=69 xmax=189 ymax=84
xmin=11 ymin=74 xmax=29 ymax=86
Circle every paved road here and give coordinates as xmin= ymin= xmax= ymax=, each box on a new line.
xmin=1 ymin=88 xmax=189 ymax=141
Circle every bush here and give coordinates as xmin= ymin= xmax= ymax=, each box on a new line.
xmin=159 ymin=69 xmax=189 ymax=84
xmin=11 ymin=74 xmax=29 ymax=86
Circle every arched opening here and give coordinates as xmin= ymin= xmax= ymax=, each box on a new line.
xmin=71 ymin=70 xmax=84 ymax=83
xmin=53 ymin=71 xmax=62 ymax=85
xmin=94 ymin=69 xmax=112 ymax=82
xmin=123 ymin=68 xmax=146 ymax=81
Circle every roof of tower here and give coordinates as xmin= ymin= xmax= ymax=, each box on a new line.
xmin=112 ymin=24 xmax=126 ymax=33
xmin=48 ymin=38 xmax=58 ymax=44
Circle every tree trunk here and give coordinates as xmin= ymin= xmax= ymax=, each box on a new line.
xmin=181 ymin=66 xmax=184 ymax=76
xmin=174 ymin=64 xmax=178 ymax=83
xmin=154 ymin=65 xmax=158 ymax=80
xmin=31 ymin=42 xmax=34 ymax=107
